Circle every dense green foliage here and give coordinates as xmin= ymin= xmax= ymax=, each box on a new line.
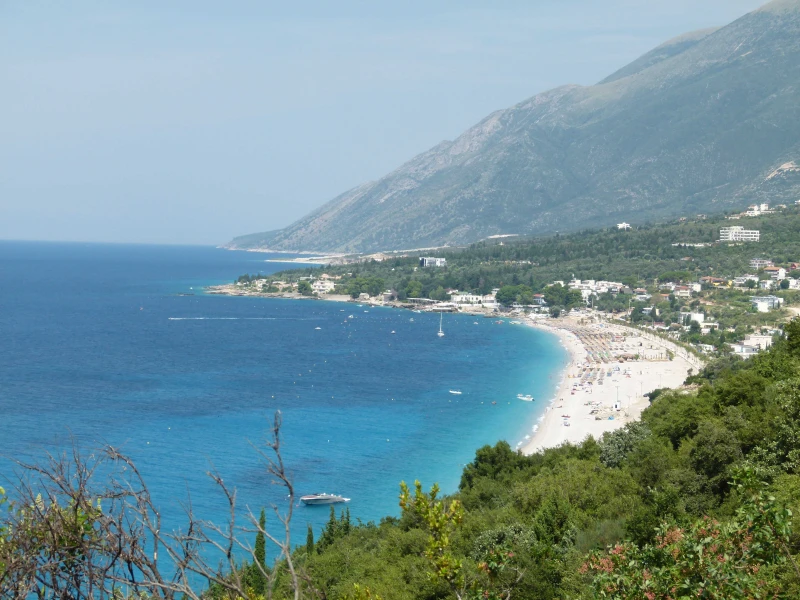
xmin=252 ymin=319 xmax=800 ymax=598
xmin=269 ymin=208 xmax=800 ymax=312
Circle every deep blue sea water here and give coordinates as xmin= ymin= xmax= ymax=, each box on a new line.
xmin=0 ymin=241 xmax=567 ymax=548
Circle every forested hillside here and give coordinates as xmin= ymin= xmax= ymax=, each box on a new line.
xmin=270 ymin=207 xmax=800 ymax=301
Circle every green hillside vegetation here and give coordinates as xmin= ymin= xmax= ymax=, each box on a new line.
xmin=261 ymin=207 xmax=800 ymax=321
xmin=229 ymin=1 xmax=800 ymax=253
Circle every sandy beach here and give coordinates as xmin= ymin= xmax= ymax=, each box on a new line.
xmin=521 ymin=315 xmax=702 ymax=454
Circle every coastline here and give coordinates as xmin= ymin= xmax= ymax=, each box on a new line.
xmin=521 ymin=316 xmax=700 ymax=454
xmin=205 ymin=283 xmax=701 ymax=455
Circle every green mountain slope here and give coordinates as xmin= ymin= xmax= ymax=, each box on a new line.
xmin=229 ymin=0 xmax=800 ymax=253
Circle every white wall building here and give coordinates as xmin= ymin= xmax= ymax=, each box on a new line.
xmin=743 ymin=334 xmax=773 ymax=351
xmin=689 ymin=312 xmax=705 ymax=324
xmin=750 ymin=258 xmax=773 ymax=269
xmin=720 ymin=226 xmax=760 ymax=242
xmin=311 ymin=280 xmax=336 ymax=295
xmin=450 ymin=293 xmax=483 ymax=305
xmin=763 ymin=266 xmax=787 ymax=280
xmin=751 ymin=295 xmax=783 ymax=312
xmin=733 ymin=274 xmax=760 ymax=286
xmin=420 ymin=257 xmax=447 ymax=267
xmin=617 ymin=223 xmax=631 ymax=230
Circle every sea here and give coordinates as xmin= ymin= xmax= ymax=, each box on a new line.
xmin=0 ymin=241 xmax=567 ymax=549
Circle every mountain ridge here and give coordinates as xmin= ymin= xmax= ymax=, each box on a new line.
xmin=229 ymin=0 xmax=800 ymax=253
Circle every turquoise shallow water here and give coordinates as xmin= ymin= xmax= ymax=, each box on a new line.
xmin=0 ymin=241 xmax=567 ymax=545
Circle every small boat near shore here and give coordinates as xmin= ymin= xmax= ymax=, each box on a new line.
xmin=449 ymin=390 xmax=462 ymax=395
xmin=300 ymin=493 xmax=350 ymax=505
xmin=516 ymin=394 xmax=534 ymax=402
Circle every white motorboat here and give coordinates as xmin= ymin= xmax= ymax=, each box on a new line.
xmin=516 ymin=394 xmax=534 ymax=402
xmin=449 ymin=390 xmax=462 ymax=395
xmin=300 ymin=493 xmax=350 ymax=505
xmin=437 ymin=312 xmax=445 ymax=337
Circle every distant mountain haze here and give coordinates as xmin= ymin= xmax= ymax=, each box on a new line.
xmin=228 ymin=0 xmax=800 ymax=253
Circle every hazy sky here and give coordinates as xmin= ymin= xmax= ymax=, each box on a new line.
xmin=0 ymin=0 xmax=767 ymax=245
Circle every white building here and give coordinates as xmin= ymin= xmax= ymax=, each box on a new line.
xmin=730 ymin=344 xmax=761 ymax=358
xmin=733 ymin=274 xmax=760 ymax=287
xmin=450 ymin=292 xmax=483 ymax=305
xmin=617 ymin=223 xmax=631 ymax=230
xmin=749 ymin=258 xmax=773 ymax=269
xmin=763 ymin=266 xmax=787 ymax=280
xmin=743 ymin=334 xmax=773 ymax=351
xmin=751 ymin=295 xmax=783 ymax=312
xmin=420 ymin=257 xmax=447 ymax=268
xmin=689 ymin=312 xmax=705 ymax=324
xmin=720 ymin=226 xmax=760 ymax=242
xmin=311 ymin=280 xmax=336 ymax=295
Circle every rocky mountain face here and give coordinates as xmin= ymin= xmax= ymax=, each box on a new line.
xmin=229 ymin=0 xmax=800 ymax=253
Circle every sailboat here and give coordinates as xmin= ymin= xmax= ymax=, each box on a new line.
xmin=437 ymin=312 xmax=445 ymax=337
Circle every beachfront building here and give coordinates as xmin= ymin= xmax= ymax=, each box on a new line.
xmin=751 ymin=295 xmax=783 ymax=312
xmin=311 ymin=280 xmax=336 ymax=295
xmin=720 ymin=226 xmax=760 ymax=242
xmin=450 ymin=292 xmax=483 ymax=306
xmin=420 ymin=257 xmax=447 ymax=268
xmin=750 ymin=258 xmax=773 ymax=269
xmin=567 ymin=279 xmax=625 ymax=300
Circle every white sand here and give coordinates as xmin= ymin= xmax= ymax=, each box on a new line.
xmin=521 ymin=316 xmax=701 ymax=454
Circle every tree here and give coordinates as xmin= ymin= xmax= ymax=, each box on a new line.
xmin=496 ymin=284 xmax=533 ymax=306
xmin=406 ymin=280 xmax=423 ymax=298
xmin=787 ymin=318 xmax=800 ymax=357
xmin=306 ymin=523 xmax=315 ymax=556
xmin=252 ymin=508 xmax=267 ymax=594
xmin=0 ymin=412 xmax=302 ymax=600
xmin=297 ymin=280 xmax=313 ymax=295
xmin=781 ymin=278 xmax=791 ymax=289
xmin=599 ymin=422 xmax=651 ymax=468
xmin=583 ymin=472 xmax=796 ymax=599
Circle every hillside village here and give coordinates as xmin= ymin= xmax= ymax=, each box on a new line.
xmin=213 ymin=205 xmax=800 ymax=363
